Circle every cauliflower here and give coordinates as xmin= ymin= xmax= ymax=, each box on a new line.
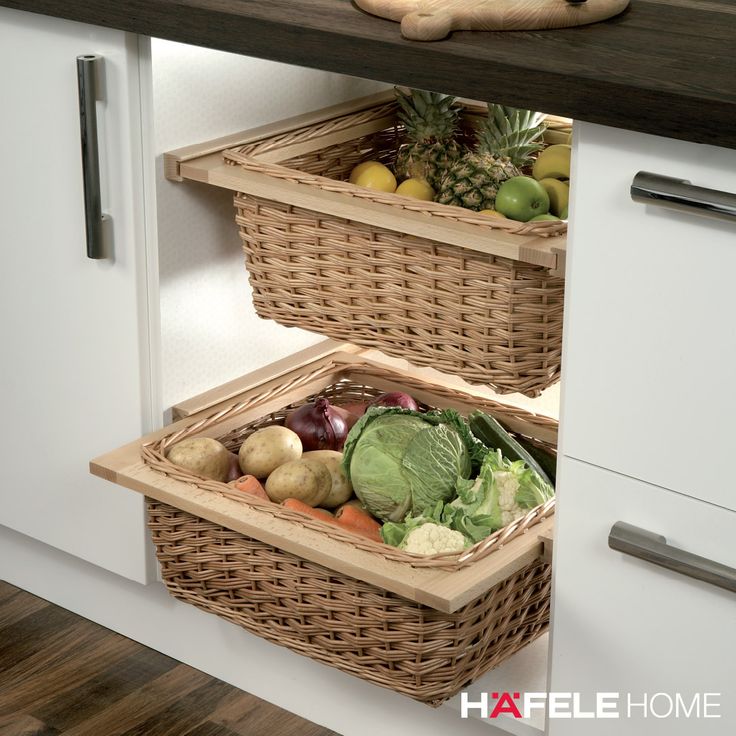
xmin=495 ymin=470 xmax=523 ymax=526
xmin=401 ymin=522 xmax=466 ymax=555
xmin=442 ymin=449 xmax=555 ymax=543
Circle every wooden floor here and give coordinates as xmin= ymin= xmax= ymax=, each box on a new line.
xmin=0 ymin=581 xmax=338 ymax=736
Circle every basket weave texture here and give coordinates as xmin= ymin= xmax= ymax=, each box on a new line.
xmin=148 ymin=499 xmax=551 ymax=707
xmin=225 ymin=100 xmax=565 ymax=397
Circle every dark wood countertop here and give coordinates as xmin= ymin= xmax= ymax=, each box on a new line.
xmin=3 ymin=0 xmax=735 ymax=148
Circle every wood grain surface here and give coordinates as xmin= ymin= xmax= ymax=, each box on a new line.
xmin=355 ymin=0 xmax=630 ymax=40
xmin=0 ymin=0 xmax=734 ymax=148
xmin=0 ymin=581 xmax=338 ymax=736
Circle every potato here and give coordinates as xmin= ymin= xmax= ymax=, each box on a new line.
xmin=238 ymin=425 xmax=302 ymax=478
xmin=167 ymin=437 xmax=231 ymax=482
xmin=265 ymin=459 xmax=331 ymax=506
xmin=302 ymin=450 xmax=353 ymax=508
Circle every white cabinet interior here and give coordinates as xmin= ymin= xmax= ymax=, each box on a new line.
xmin=151 ymin=39 xmax=389 ymax=412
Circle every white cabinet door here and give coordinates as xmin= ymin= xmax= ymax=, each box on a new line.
xmin=0 ymin=9 xmax=156 ymax=582
xmin=548 ymin=457 xmax=736 ymax=735
xmin=561 ymin=123 xmax=736 ymax=511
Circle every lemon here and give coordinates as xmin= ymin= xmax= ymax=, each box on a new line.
xmin=395 ymin=178 xmax=434 ymax=201
xmin=349 ymin=160 xmax=383 ymax=184
xmin=538 ymin=178 xmax=570 ymax=217
xmin=479 ymin=209 xmax=507 ymax=219
xmin=353 ymin=162 xmax=397 ymax=193
xmin=533 ymin=144 xmax=571 ymax=181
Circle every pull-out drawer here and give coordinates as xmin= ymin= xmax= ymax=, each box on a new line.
xmin=164 ymin=91 xmax=568 ymax=398
xmin=90 ymin=341 xmax=557 ymax=707
xmin=549 ymin=457 xmax=736 ymax=735
xmin=561 ymin=122 xmax=736 ymax=511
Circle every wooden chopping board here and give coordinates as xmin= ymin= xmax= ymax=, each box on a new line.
xmin=354 ymin=0 xmax=631 ymax=40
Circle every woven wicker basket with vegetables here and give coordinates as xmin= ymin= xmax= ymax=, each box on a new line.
xmin=163 ymin=382 xmax=555 ymax=560
xmin=125 ymin=354 xmax=556 ymax=705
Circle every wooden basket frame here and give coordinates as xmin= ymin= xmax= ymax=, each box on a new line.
xmin=164 ymin=90 xmax=569 ymax=272
xmin=141 ymin=358 xmax=556 ymax=571
xmin=135 ymin=349 xmax=556 ymax=706
xmin=92 ymin=343 xmax=556 ymax=615
xmin=224 ymin=96 xmax=570 ymax=239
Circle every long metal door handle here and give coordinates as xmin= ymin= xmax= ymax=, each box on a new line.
xmin=609 ymin=521 xmax=736 ymax=594
xmin=631 ymin=171 xmax=736 ymax=224
xmin=77 ymin=54 xmax=108 ymax=259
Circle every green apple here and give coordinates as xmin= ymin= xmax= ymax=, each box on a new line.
xmin=495 ymin=176 xmax=550 ymax=222
xmin=530 ymin=214 xmax=560 ymax=221
xmin=538 ymin=178 xmax=569 ymax=217
xmin=560 ymin=206 xmax=569 ymax=220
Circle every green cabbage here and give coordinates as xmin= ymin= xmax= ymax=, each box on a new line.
xmin=342 ymin=407 xmax=479 ymax=522
xmin=344 ymin=413 xmax=427 ymax=521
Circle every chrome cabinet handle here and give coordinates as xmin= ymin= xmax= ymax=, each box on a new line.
xmin=631 ymin=171 xmax=736 ymax=224
xmin=76 ymin=54 xmax=108 ymax=259
xmin=609 ymin=522 xmax=736 ymax=594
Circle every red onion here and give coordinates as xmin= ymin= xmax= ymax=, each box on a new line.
xmin=336 ymin=402 xmax=368 ymax=429
xmin=226 ymin=452 xmax=242 ymax=482
xmin=286 ymin=397 xmax=349 ymax=451
xmin=369 ymin=391 xmax=419 ymax=411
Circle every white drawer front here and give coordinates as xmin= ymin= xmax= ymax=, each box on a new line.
xmin=561 ymin=122 xmax=736 ymax=511
xmin=548 ymin=457 xmax=736 ymax=735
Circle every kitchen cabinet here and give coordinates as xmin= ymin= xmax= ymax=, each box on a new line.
xmin=0 ymin=7 xmax=157 ymax=582
xmin=0 ymin=7 xmax=383 ymax=582
xmin=548 ymin=456 xmax=735 ymax=735
xmin=2 ymin=3 xmax=736 ymax=734
xmin=560 ymin=123 xmax=736 ymax=512
xmin=549 ymin=119 xmax=736 ymax=734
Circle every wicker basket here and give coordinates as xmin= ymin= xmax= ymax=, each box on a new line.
xmin=131 ymin=353 xmax=556 ymax=706
xmin=223 ymin=96 xmax=566 ymax=397
xmin=148 ymin=500 xmax=550 ymax=707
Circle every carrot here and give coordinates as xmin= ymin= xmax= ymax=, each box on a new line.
xmin=282 ymin=498 xmax=340 ymax=525
xmin=282 ymin=498 xmax=383 ymax=543
xmin=335 ymin=504 xmax=383 ymax=543
xmin=336 ymin=498 xmax=367 ymax=513
xmin=230 ymin=475 xmax=269 ymax=502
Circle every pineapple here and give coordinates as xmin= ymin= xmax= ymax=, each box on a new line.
xmin=436 ymin=105 xmax=546 ymax=211
xmin=436 ymin=155 xmax=520 ymax=211
xmin=483 ymin=104 xmax=547 ymax=168
xmin=394 ymin=88 xmax=462 ymax=189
